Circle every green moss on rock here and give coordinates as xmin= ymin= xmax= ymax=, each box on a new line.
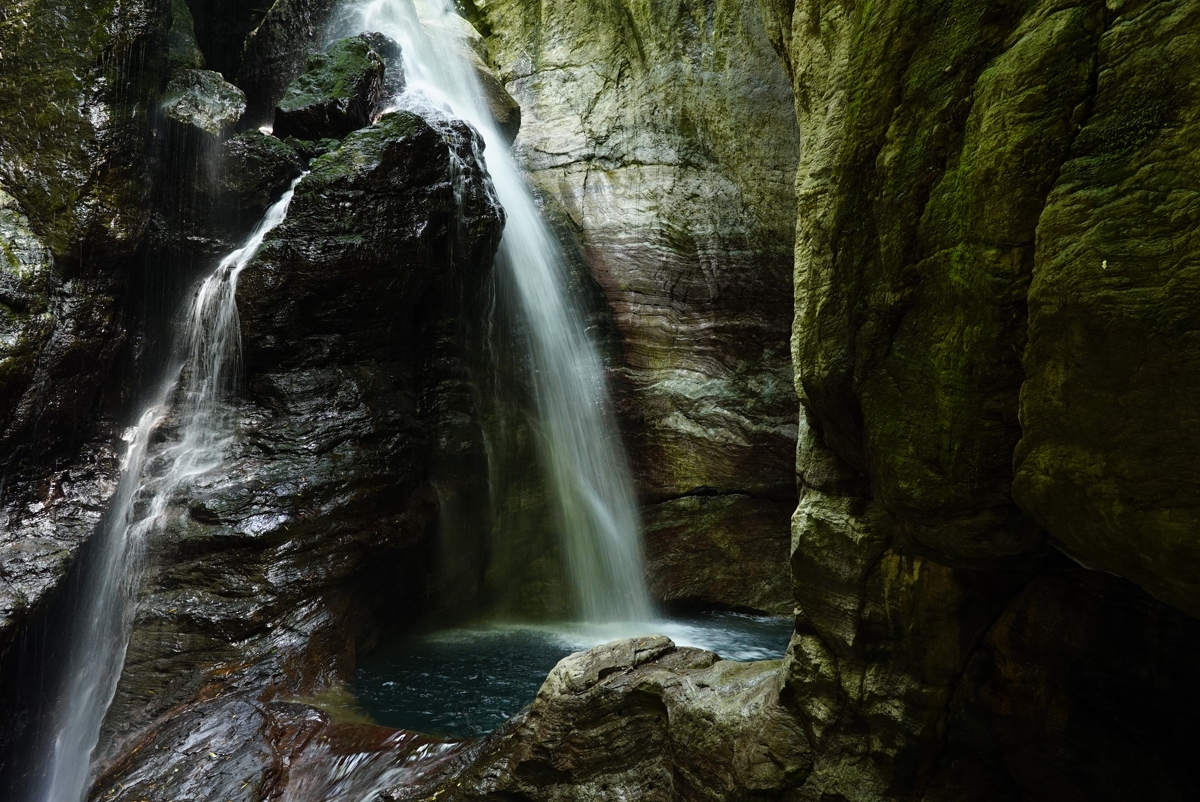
xmin=272 ymin=35 xmax=387 ymax=140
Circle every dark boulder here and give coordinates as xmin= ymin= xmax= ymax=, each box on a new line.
xmin=97 ymin=109 xmax=503 ymax=759
xmin=272 ymin=35 xmax=388 ymax=140
xmin=357 ymin=30 xmax=405 ymax=100
xmin=215 ymin=131 xmax=305 ymax=223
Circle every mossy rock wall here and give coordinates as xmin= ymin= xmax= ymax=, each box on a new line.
xmin=782 ymin=0 xmax=1200 ymax=798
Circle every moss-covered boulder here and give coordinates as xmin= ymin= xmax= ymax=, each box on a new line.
xmin=272 ymin=35 xmax=387 ymax=140
xmin=161 ymin=68 xmax=246 ymax=136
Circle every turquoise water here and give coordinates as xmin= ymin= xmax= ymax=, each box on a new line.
xmin=353 ymin=613 xmax=794 ymax=739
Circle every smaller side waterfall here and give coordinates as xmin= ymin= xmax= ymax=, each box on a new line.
xmin=23 ymin=177 xmax=304 ymax=802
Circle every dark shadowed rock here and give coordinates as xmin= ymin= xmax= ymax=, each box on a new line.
xmin=215 ymin=131 xmax=305 ymax=222
xmin=645 ymin=494 xmax=793 ymax=614
xmin=357 ymin=30 xmax=406 ymax=100
xmin=1013 ymin=0 xmax=1200 ymax=619
xmin=167 ymin=0 xmax=204 ymax=72
xmin=922 ymin=566 xmax=1200 ymax=802
xmin=235 ymin=0 xmax=344 ymax=127
xmin=782 ymin=0 xmax=1200 ymax=798
xmin=98 ymin=109 xmax=503 ymax=760
xmin=272 ymin=36 xmax=387 ymax=140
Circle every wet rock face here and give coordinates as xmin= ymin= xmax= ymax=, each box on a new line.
xmin=272 ymin=35 xmax=389 ymax=140
xmin=474 ymin=0 xmax=799 ymax=613
xmin=215 ymin=131 xmax=307 ymax=224
xmin=92 ymin=696 xmax=458 ymax=802
xmin=0 ymin=0 xmax=165 ymax=681
xmin=101 ymin=109 xmax=503 ymax=756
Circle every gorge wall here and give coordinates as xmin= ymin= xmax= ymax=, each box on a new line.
xmin=778 ymin=0 xmax=1200 ymax=798
xmin=0 ymin=0 xmax=1199 ymax=800
xmin=469 ymin=0 xmax=802 ymax=614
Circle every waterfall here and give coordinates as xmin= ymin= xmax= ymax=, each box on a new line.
xmin=345 ymin=0 xmax=653 ymax=624
xmin=22 ymin=176 xmax=304 ymax=802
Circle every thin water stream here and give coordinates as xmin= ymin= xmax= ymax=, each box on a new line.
xmin=21 ymin=177 xmax=305 ymax=802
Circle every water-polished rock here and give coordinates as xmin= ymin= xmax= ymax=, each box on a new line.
xmin=216 ymin=130 xmax=306 ymax=223
xmin=93 ymin=638 xmax=809 ymax=802
xmin=98 ymin=108 xmax=503 ymax=759
xmin=0 ymin=0 xmax=167 ymax=782
xmin=400 ymin=636 xmax=811 ymax=801
xmin=272 ymin=35 xmax=388 ymax=140
xmin=91 ymin=696 xmax=457 ymax=802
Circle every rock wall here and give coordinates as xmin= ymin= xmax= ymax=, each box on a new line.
xmin=99 ymin=109 xmax=503 ymax=760
xmin=779 ymin=0 xmax=1200 ymax=798
xmin=472 ymin=0 xmax=801 ymax=613
xmin=0 ymin=0 xmax=167 ymax=692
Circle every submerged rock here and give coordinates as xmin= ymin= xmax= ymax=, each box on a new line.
xmin=272 ymin=35 xmax=388 ymax=140
xmin=161 ymin=69 xmax=247 ymax=137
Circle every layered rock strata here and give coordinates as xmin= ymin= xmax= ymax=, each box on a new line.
xmin=472 ymin=0 xmax=801 ymax=613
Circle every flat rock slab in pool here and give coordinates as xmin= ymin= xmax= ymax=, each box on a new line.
xmin=354 ymin=612 xmax=794 ymax=738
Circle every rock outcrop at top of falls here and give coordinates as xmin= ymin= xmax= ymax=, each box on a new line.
xmin=272 ymin=35 xmax=391 ymax=141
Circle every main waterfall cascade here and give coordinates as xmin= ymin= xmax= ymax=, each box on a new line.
xmin=20 ymin=178 xmax=305 ymax=802
xmin=341 ymin=0 xmax=654 ymax=623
